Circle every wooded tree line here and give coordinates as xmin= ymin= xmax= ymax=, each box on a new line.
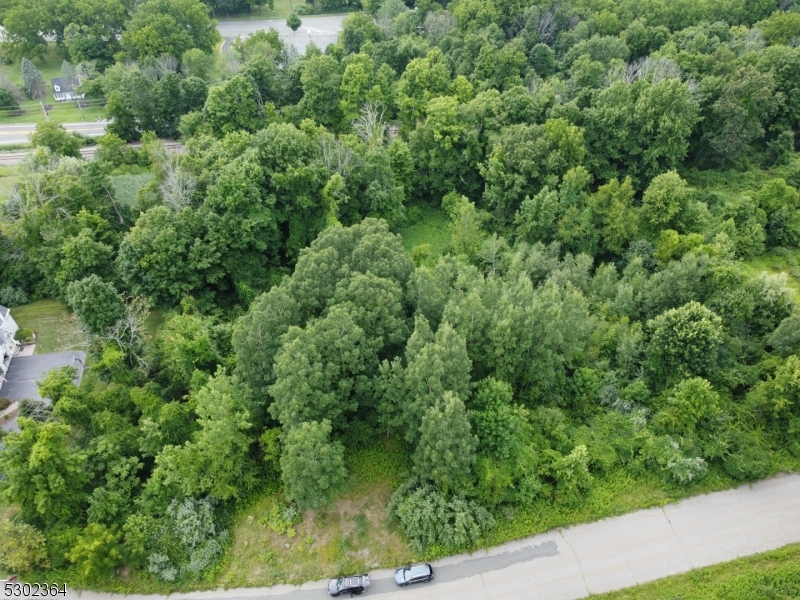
xmin=2 ymin=0 xmax=800 ymax=586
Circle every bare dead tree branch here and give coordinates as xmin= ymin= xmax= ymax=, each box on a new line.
xmin=352 ymin=100 xmax=387 ymax=149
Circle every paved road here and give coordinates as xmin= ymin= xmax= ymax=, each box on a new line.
xmin=0 ymin=140 xmax=182 ymax=165
xmin=217 ymin=14 xmax=346 ymax=53
xmin=64 ymin=473 xmax=800 ymax=600
xmin=0 ymin=121 xmax=108 ymax=145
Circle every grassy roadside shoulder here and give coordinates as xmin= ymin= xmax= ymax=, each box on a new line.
xmin=591 ymin=543 xmax=800 ymax=599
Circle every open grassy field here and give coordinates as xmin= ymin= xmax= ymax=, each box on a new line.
xmin=593 ymin=543 xmax=800 ymax=600
xmin=12 ymin=300 xmax=87 ymax=354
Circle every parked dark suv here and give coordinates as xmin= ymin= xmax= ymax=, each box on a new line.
xmin=328 ymin=574 xmax=370 ymax=596
xmin=394 ymin=564 xmax=434 ymax=586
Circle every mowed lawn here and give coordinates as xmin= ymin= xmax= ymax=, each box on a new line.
xmin=0 ymin=46 xmax=105 ymax=124
xmin=12 ymin=300 xmax=87 ymax=354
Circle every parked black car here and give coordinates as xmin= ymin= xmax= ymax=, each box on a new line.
xmin=328 ymin=574 xmax=370 ymax=596
xmin=394 ymin=564 xmax=434 ymax=586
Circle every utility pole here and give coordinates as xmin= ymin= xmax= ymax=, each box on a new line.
xmin=39 ymin=101 xmax=49 ymax=120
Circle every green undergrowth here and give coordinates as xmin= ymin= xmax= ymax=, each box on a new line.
xmin=592 ymin=543 xmax=800 ymax=599
xmin=215 ymin=438 xmax=412 ymax=590
xmin=743 ymin=248 xmax=800 ymax=298
xmin=396 ymin=204 xmax=451 ymax=266
xmin=110 ymin=172 xmax=153 ymax=208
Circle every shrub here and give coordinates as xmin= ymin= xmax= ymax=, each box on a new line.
xmin=15 ymin=328 xmax=34 ymax=343
xmin=0 ymin=286 xmax=28 ymax=307
xmin=0 ymin=519 xmax=50 ymax=573
xmin=18 ymin=398 xmax=52 ymax=422
xmin=388 ymin=479 xmax=495 ymax=552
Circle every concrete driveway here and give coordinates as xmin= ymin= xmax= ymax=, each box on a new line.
xmin=0 ymin=351 xmax=86 ymax=432
xmin=217 ymin=14 xmax=346 ymax=53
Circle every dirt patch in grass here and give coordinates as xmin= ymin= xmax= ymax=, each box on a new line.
xmin=220 ymin=440 xmax=413 ymax=588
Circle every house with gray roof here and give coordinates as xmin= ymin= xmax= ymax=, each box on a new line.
xmin=50 ymin=77 xmax=84 ymax=102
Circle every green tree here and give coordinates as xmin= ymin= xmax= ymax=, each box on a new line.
xmin=588 ymin=177 xmax=640 ymax=254
xmin=280 ymin=420 xmax=347 ymax=510
xmin=471 ymin=377 xmax=527 ymax=461
xmin=757 ymin=10 xmax=800 ymax=45
xmin=0 ymin=419 xmax=89 ymax=527
xmin=640 ymin=171 xmax=692 ymax=235
xmin=705 ymin=67 xmax=776 ymax=165
xmin=105 ymin=91 xmax=140 ymax=142
xmin=341 ymin=11 xmax=382 ymax=54
xmin=0 ymin=520 xmax=49 ymax=573
xmin=269 ymin=305 xmax=369 ymax=429
xmin=633 ymin=78 xmax=700 ymax=181
xmin=156 ymin=313 xmax=220 ymax=391
xmin=116 ymin=206 xmax=203 ymax=305
xmin=30 ymin=121 xmax=81 ymax=158
xmin=286 ymin=12 xmax=302 ymax=33
xmin=481 ymin=120 xmax=585 ymax=221
xmin=754 ymin=179 xmax=800 ymax=249
xmin=37 ymin=366 xmax=77 ymax=404
xmin=300 ymin=54 xmax=343 ymax=129
xmin=549 ymin=444 xmax=593 ymax=505
xmin=67 ymin=523 xmax=122 ymax=583
xmin=646 ymin=301 xmax=724 ymax=385
xmin=20 ymin=57 xmax=45 ymax=98
xmin=203 ymin=75 xmax=263 ymax=135
xmin=66 ymin=275 xmax=125 ymax=335
xmin=397 ymin=48 xmax=451 ymax=129
xmin=120 ymin=0 xmax=220 ymax=60
xmin=181 ymin=49 xmax=215 ymax=81
xmin=233 ymin=284 xmax=302 ymax=399
xmin=150 ymin=371 xmax=254 ymax=501
xmin=414 ymin=391 xmax=477 ymax=491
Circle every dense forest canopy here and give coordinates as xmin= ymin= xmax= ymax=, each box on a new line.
xmin=1 ymin=0 xmax=800 ymax=587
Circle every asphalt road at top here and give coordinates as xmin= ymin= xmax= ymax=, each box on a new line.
xmin=63 ymin=473 xmax=800 ymax=600
xmin=217 ymin=14 xmax=347 ymax=53
xmin=0 ymin=121 xmax=108 ymax=145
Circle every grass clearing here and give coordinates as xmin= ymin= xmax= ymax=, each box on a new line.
xmin=0 ymin=164 xmax=20 ymax=200
xmin=0 ymin=47 xmax=63 ymax=90
xmin=593 ymin=543 xmax=800 ymax=599
xmin=0 ymin=100 xmax=105 ymax=125
xmin=12 ymin=300 xmax=87 ymax=354
xmin=111 ymin=172 xmax=153 ymax=208
xmin=220 ymin=438 xmax=413 ymax=588
xmin=743 ymin=248 xmax=800 ymax=299
xmin=397 ymin=204 xmax=451 ymax=266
